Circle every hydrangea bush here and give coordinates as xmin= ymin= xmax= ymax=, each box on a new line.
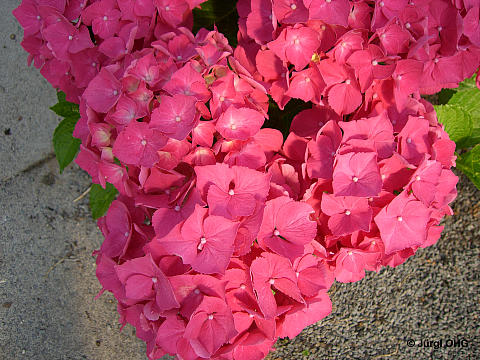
xmin=13 ymin=0 xmax=480 ymax=359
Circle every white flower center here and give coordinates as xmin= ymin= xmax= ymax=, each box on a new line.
xmin=352 ymin=176 xmax=359 ymax=182
xmin=174 ymin=205 xmax=181 ymax=212
xmin=152 ymin=277 xmax=158 ymax=283
xmin=124 ymin=232 xmax=129 ymax=237
xmin=240 ymin=284 xmax=246 ymax=290
xmin=397 ymin=216 xmax=403 ymax=222
xmin=379 ymin=1 xmax=385 ymax=7
xmin=372 ymin=60 xmax=378 ymax=66
xmin=269 ymin=278 xmax=275 ymax=285
xmin=175 ymin=116 xmax=181 ymax=122
xmin=290 ymin=3 xmax=297 ymax=10
xmin=141 ymin=140 xmax=147 ymax=146
xmin=405 ymin=22 xmax=411 ymax=29
xmin=415 ymin=175 xmax=421 ymax=181
xmin=274 ymin=229 xmax=280 ymax=236
xmin=219 ymin=96 xmax=225 ymax=102
xmin=345 ymin=79 xmax=351 ymax=85
xmin=68 ymin=35 xmax=73 ymax=40
xmin=165 ymin=6 xmax=170 ymax=11
xmin=113 ymin=90 xmax=118 ymax=96
xmin=345 ymin=210 xmax=351 ymax=216
xmin=228 ymin=189 xmax=235 ymax=196
xmin=208 ymin=314 xmax=214 ymax=320
xmin=194 ymin=289 xmax=200 ymax=294
xmin=406 ymin=137 xmax=412 ymax=144
xmin=348 ymin=251 xmax=353 ymax=255
xmin=103 ymin=16 xmax=108 ymax=21
xmin=200 ymin=237 xmax=207 ymax=245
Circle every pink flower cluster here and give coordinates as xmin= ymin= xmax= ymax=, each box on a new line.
xmin=13 ymin=0 xmax=479 ymax=359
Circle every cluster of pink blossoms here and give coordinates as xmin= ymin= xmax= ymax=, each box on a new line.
xmin=13 ymin=0 xmax=480 ymax=359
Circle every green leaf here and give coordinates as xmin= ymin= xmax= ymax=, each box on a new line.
xmin=52 ymin=117 xmax=81 ymax=173
xmin=50 ymin=91 xmax=80 ymax=119
xmin=193 ymin=0 xmax=239 ymax=47
xmin=434 ymin=104 xmax=473 ymax=149
xmin=457 ymin=74 xmax=477 ymax=91
xmin=456 ymin=144 xmax=480 ymax=190
xmin=89 ymin=183 xmax=118 ymax=220
xmin=448 ymin=87 xmax=480 ymax=146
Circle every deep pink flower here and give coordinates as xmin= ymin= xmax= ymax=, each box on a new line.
xmin=339 ymin=112 xmax=395 ymax=159
xmin=304 ymin=0 xmax=350 ymax=27
xmin=183 ymin=296 xmax=237 ymax=358
xmin=43 ymin=22 xmax=93 ymax=60
xmin=273 ymin=0 xmax=308 ymax=24
xmin=307 ymin=120 xmax=342 ymax=180
xmin=154 ymin=0 xmax=190 ymax=26
xmin=115 ymin=253 xmax=179 ymax=310
xmin=334 ymin=247 xmax=380 ymax=283
xmin=216 ymin=105 xmax=265 ymax=141
xmin=246 ymin=0 xmax=276 ymax=44
xmin=333 ymin=152 xmax=382 ymax=197
xmin=195 ymin=163 xmax=270 ymax=219
xmin=327 ymin=77 xmax=363 ymax=115
xmin=83 ymin=68 xmax=122 ymax=113
xmin=112 ymin=121 xmax=167 ymax=167
xmin=374 ymin=191 xmax=432 ymax=254
xmin=160 ymin=205 xmax=239 ymax=274
xmin=250 ymin=252 xmax=304 ymax=319
xmin=277 ymin=292 xmax=332 ymax=338
xmin=293 ymin=254 xmax=334 ymax=297
xmin=150 ymin=94 xmax=198 ymax=141
xmin=257 ymin=196 xmax=317 ymax=261
xmin=321 ymin=194 xmax=373 ymax=236
xmin=268 ymin=25 xmax=321 ymax=71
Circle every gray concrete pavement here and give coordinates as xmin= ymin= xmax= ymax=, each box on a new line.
xmin=1 ymin=0 xmax=58 ymax=182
